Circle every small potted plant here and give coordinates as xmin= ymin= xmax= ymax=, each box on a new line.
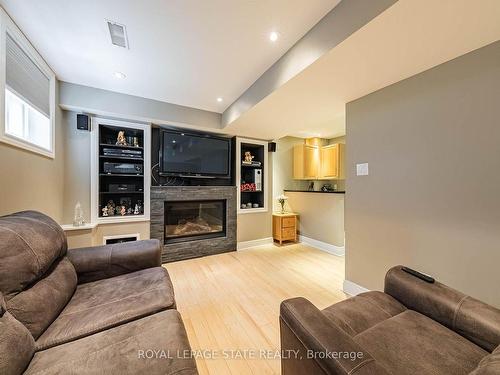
xmin=277 ymin=194 xmax=288 ymax=214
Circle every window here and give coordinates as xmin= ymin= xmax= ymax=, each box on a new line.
xmin=5 ymin=89 xmax=51 ymax=151
xmin=0 ymin=9 xmax=55 ymax=158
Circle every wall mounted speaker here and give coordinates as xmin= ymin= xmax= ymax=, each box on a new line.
xmin=268 ymin=142 xmax=276 ymax=152
xmin=77 ymin=114 xmax=90 ymax=131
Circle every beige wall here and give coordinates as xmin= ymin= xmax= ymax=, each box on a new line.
xmin=287 ymin=192 xmax=344 ymax=247
xmin=272 ymin=136 xmax=310 ymax=211
xmin=237 ymin=212 xmax=272 ymax=243
xmin=345 ymin=41 xmax=500 ymax=307
xmin=0 ymin=82 xmax=65 ymax=221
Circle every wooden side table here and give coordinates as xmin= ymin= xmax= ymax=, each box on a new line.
xmin=272 ymin=212 xmax=299 ymax=245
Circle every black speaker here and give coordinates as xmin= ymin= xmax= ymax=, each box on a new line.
xmin=77 ymin=114 xmax=90 ymax=131
xmin=268 ymin=142 xmax=276 ymax=152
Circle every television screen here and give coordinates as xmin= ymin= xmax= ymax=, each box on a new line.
xmin=160 ymin=131 xmax=230 ymax=177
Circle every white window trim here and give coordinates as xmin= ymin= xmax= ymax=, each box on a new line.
xmin=0 ymin=8 xmax=56 ymax=159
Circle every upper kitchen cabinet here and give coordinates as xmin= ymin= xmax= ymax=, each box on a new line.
xmin=293 ymin=142 xmax=345 ymax=180
xmin=293 ymin=144 xmax=319 ymax=179
xmin=319 ymin=143 xmax=345 ymax=179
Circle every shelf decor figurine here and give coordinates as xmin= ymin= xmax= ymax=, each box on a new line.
xmin=106 ymin=200 xmax=116 ymax=216
xmin=120 ymin=205 xmax=126 ymax=216
xmin=102 ymin=206 xmax=109 ymax=217
xmin=73 ymin=202 xmax=85 ymax=226
xmin=242 ymin=151 xmax=254 ymax=164
xmin=116 ymin=130 xmax=127 ymax=146
xmin=277 ymin=194 xmax=288 ymax=214
xmin=134 ymin=204 xmax=140 ymax=215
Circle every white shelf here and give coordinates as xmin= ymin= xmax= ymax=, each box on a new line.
xmin=238 ymin=207 xmax=268 ymax=215
xmin=61 ymin=223 xmax=97 ymax=231
xmin=96 ymin=216 xmax=150 ymax=225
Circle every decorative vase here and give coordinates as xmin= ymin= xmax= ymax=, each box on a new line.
xmin=277 ymin=194 xmax=288 ymax=214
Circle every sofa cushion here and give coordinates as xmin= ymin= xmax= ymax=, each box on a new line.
xmin=36 ymin=267 xmax=175 ymax=350
xmin=354 ymin=310 xmax=487 ymax=375
xmin=0 ymin=211 xmax=67 ymax=299
xmin=0 ymin=292 xmax=35 ymax=375
xmin=25 ymin=310 xmax=198 ymax=375
xmin=7 ymin=257 xmax=77 ymax=339
xmin=322 ymin=291 xmax=407 ymax=336
xmin=470 ymin=345 xmax=500 ymax=375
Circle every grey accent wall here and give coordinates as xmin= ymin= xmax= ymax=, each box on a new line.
xmin=62 ymin=110 xmax=91 ymax=223
xmin=222 ymin=0 xmax=397 ymax=127
xmin=59 ymin=82 xmax=221 ymax=130
xmin=345 ymin=41 xmax=500 ymax=307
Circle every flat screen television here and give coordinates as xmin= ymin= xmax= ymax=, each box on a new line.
xmin=159 ymin=130 xmax=231 ymax=178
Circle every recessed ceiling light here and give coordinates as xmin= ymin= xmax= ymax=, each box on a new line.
xmin=113 ymin=72 xmax=126 ymax=79
xmin=269 ymin=31 xmax=279 ymax=42
xmin=217 ymin=97 xmax=223 ymax=102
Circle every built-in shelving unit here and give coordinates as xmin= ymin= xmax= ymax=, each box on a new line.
xmin=235 ymin=137 xmax=268 ymax=214
xmin=91 ymin=118 xmax=150 ymax=224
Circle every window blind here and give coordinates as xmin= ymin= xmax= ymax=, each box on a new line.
xmin=6 ymin=33 xmax=50 ymax=117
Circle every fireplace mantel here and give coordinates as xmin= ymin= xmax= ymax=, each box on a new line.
xmin=151 ymin=186 xmax=237 ymax=263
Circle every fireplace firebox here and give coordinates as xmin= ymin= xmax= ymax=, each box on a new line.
xmin=164 ymin=200 xmax=226 ymax=244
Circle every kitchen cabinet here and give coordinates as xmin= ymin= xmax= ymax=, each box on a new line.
xmin=293 ymin=143 xmax=345 ymax=180
xmin=293 ymin=144 xmax=319 ymax=179
xmin=319 ymin=143 xmax=345 ymax=179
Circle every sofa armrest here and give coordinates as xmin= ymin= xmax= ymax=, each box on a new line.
xmin=67 ymin=239 xmax=162 ymax=284
xmin=385 ymin=265 xmax=500 ymax=352
xmin=280 ymin=297 xmax=390 ymax=375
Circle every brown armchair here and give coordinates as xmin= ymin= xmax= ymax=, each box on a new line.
xmin=0 ymin=211 xmax=197 ymax=375
xmin=67 ymin=239 xmax=163 ymax=283
xmin=280 ymin=266 xmax=500 ymax=375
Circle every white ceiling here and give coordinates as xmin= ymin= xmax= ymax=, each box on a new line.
xmin=0 ymin=0 xmax=339 ymax=113
xmin=225 ymin=0 xmax=500 ymax=139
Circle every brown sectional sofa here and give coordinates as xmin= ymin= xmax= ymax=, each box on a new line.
xmin=0 ymin=211 xmax=198 ymax=374
xmin=280 ymin=266 xmax=500 ymax=375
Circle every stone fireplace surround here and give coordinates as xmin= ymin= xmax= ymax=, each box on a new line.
xmin=151 ymin=186 xmax=237 ymax=263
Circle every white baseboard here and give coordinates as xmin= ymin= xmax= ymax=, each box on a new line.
xmin=343 ymin=279 xmax=370 ymax=296
xmin=237 ymin=237 xmax=273 ymax=250
xmin=299 ymin=235 xmax=345 ymax=256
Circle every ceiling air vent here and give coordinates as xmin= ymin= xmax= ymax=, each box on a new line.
xmin=106 ymin=20 xmax=129 ymax=49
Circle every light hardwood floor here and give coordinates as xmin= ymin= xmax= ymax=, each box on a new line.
xmin=164 ymin=243 xmax=346 ymax=375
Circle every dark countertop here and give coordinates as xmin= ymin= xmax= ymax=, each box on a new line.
xmin=284 ymin=189 xmax=345 ymax=194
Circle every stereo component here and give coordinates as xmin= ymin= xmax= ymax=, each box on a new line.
xmin=103 ymin=162 xmax=143 ymax=175
xmin=253 ymin=169 xmax=262 ymax=191
xmin=102 ymin=147 xmax=142 ymax=158
xmin=108 ymin=184 xmax=141 ymax=192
